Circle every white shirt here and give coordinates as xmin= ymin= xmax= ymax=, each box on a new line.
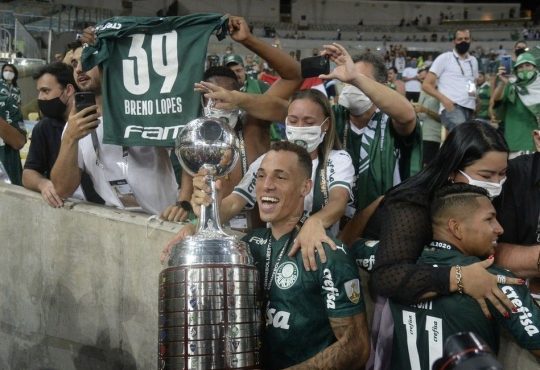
xmin=402 ymin=67 xmax=421 ymax=92
xmin=233 ymin=149 xmax=355 ymax=236
xmin=429 ymin=50 xmax=479 ymax=111
xmin=75 ymin=119 xmax=178 ymax=215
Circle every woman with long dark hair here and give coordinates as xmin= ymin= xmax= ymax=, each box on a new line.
xmin=373 ymin=121 xmax=523 ymax=315
xmin=0 ymin=63 xmax=21 ymax=106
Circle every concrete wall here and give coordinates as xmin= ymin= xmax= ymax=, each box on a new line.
xmin=0 ymin=183 xmax=180 ymax=370
xmin=0 ymin=183 xmax=538 ymax=369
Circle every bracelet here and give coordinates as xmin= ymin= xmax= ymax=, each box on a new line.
xmin=176 ymin=200 xmax=193 ymax=212
xmin=455 ymin=265 xmax=464 ymax=294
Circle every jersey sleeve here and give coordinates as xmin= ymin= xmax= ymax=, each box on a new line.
xmin=232 ymin=154 xmax=265 ymax=207
xmin=5 ymin=97 xmax=25 ymax=134
xmin=350 ymin=238 xmax=379 ymax=272
xmin=492 ymin=276 xmax=540 ymax=350
xmin=318 ymin=239 xmax=366 ymax=318
xmin=24 ymin=123 xmax=47 ymax=173
xmin=327 ymin=150 xmax=354 ymax=200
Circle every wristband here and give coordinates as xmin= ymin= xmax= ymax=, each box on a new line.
xmin=176 ymin=200 xmax=193 ymax=213
xmin=455 ymin=265 xmax=464 ymax=294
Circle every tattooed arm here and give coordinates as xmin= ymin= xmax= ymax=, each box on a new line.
xmin=286 ymin=312 xmax=370 ymax=370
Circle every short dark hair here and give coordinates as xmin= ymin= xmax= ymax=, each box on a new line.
xmin=203 ymin=66 xmax=240 ymax=90
xmin=454 ymin=29 xmax=471 ymax=39
xmin=270 ymin=141 xmax=312 ymax=180
xmin=431 ymin=183 xmax=489 ymax=224
xmin=352 ymin=52 xmax=387 ymax=83
xmin=67 ymin=40 xmax=82 ymax=52
xmin=33 ymin=62 xmax=78 ymax=90
xmin=388 ymin=66 xmax=398 ymax=74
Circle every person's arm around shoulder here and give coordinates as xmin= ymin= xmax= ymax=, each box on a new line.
xmin=50 ymin=105 xmax=100 ymax=198
xmin=490 ymin=275 xmax=540 ymax=358
xmin=495 ymin=243 xmax=540 ymax=278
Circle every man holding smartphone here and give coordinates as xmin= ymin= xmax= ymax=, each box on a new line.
xmin=50 ymin=45 xmax=178 ymax=215
xmin=491 ymin=52 xmax=540 ymax=158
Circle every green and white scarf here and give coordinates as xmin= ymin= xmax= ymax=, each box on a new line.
xmin=507 ymin=73 xmax=540 ymax=125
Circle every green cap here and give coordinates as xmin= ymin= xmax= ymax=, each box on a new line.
xmin=514 ymin=52 xmax=537 ymax=69
xmin=223 ymin=54 xmax=244 ymax=67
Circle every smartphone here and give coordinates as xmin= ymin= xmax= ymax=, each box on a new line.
xmin=301 ymin=55 xmax=330 ymax=78
xmin=500 ymin=55 xmax=512 ymax=75
xmin=75 ymin=92 xmax=96 ymax=115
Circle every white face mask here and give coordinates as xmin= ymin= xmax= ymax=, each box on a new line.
xmin=285 ymin=117 xmax=328 ymax=153
xmin=459 ymin=170 xmax=507 ymax=198
xmin=3 ymin=71 xmax=14 ymax=81
xmin=338 ymin=84 xmax=373 ymax=116
xmin=203 ymin=98 xmax=240 ymax=129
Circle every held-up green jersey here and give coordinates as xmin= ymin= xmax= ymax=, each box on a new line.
xmin=82 ymin=14 xmax=228 ymax=147
xmin=0 ymin=94 xmax=25 ymax=185
xmin=390 ymin=241 xmax=540 ymax=370
xmin=242 ymin=228 xmax=365 ymax=370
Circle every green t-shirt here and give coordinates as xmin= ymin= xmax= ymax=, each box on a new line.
xmin=390 ymin=243 xmax=540 ymax=370
xmin=242 ymin=228 xmax=365 ymax=369
xmin=82 ymin=14 xmax=228 ymax=147
xmin=333 ymin=105 xmax=422 ymax=211
xmin=500 ymin=84 xmax=537 ymax=152
xmin=0 ymin=95 xmax=25 ymax=185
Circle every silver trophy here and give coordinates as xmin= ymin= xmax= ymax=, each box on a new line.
xmin=158 ymin=117 xmax=261 ymax=369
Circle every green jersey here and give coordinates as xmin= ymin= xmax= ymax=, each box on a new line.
xmin=333 ymin=105 xmax=422 ymax=211
xmin=82 ymin=14 xmax=228 ymax=147
xmin=390 ymin=241 xmax=540 ymax=370
xmin=242 ymin=228 xmax=365 ymax=369
xmin=0 ymin=95 xmax=25 ymax=185
xmin=499 ymin=82 xmax=537 ymax=152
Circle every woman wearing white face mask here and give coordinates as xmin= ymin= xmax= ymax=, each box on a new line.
xmin=165 ymin=89 xmax=355 ymax=270
xmin=371 ymin=121 xmax=525 ymax=321
xmin=0 ymin=64 xmax=21 ymax=106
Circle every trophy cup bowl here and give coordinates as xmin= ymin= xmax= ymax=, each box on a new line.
xmin=158 ymin=116 xmax=261 ymax=370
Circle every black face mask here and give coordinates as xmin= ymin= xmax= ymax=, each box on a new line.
xmin=38 ymin=96 xmax=67 ymax=120
xmin=455 ymin=42 xmax=470 ymax=55
xmin=515 ymin=47 xmax=527 ymax=57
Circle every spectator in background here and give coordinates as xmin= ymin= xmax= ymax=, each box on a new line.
xmin=513 ymin=40 xmax=529 ymax=62
xmin=402 ymin=57 xmax=421 ymax=102
xmin=394 ymin=50 xmax=406 ymax=78
xmin=223 ymin=53 xmax=269 ymax=95
xmin=492 ymin=52 xmax=540 ymax=158
xmin=326 ymin=44 xmax=421 ymax=246
xmin=413 ymin=66 xmax=442 ymax=166
xmin=386 ymin=67 xmax=405 ymax=96
xmin=0 ymin=64 xmax=21 ymax=106
xmin=423 ymin=29 xmax=479 ymax=131
xmin=475 ymin=71 xmax=491 ymax=122
xmin=22 ymin=62 xmax=102 ymax=208
xmin=0 ymin=89 xmax=26 ymax=185
xmin=50 ymin=45 xmax=178 ymax=215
